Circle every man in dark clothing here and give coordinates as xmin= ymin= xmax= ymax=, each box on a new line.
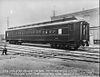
xmin=2 ymin=45 xmax=7 ymax=55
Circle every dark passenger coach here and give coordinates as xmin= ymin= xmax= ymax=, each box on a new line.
xmin=5 ymin=17 xmax=89 ymax=50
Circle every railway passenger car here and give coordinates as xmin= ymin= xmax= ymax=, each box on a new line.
xmin=5 ymin=17 xmax=89 ymax=50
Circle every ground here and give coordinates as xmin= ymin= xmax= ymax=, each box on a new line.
xmin=0 ymin=42 xmax=99 ymax=77
xmin=0 ymin=54 xmax=99 ymax=77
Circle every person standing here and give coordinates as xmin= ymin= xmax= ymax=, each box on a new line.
xmin=2 ymin=44 xmax=7 ymax=55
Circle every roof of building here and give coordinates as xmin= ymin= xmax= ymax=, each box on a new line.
xmin=51 ymin=7 xmax=99 ymax=20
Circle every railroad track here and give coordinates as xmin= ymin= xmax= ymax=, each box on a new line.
xmin=0 ymin=43 xmax=100 ymax=63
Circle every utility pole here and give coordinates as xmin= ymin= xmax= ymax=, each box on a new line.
xmin=6 ymin=10 xmax=13 ymax=29
xmin=53 ymin=10 xmax=56 ymax=17
xmin=7 ymin=16 xmax=9 ymax=29
xmin=82 ymin=8 xmax=85 ymax=18
xmin=5 ymin=10 xmax=12 ymax=43
xmin=82 ymin=8 xmax=85 ymax=11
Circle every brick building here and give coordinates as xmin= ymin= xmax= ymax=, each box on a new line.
xmin=51 ymin=7 xmax=100 ymax=44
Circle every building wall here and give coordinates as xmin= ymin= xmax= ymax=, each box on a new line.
xmin=51 ymin=7 xmax=100 ymax=44
xmin=0 ymin=34 xmax=4 ymax=41
xmin=90 ymin=26 xmax=100 ymax=44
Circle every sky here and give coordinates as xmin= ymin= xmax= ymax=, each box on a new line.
xmin=0 ymin=0 xmax=99 ymax=34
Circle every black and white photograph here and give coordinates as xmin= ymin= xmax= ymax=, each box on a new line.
xmin=0 ymin=0 xmax=99 ymax=77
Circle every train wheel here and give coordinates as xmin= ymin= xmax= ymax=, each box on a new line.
xmin=9 ymin=41 xmax=11 ymax=44
xmin=50 ymin=44 xmax=53 ymax=48
xmin=66 ymin=45 xmax=79 ymax=50
xmin=56 ymin=44 xmax=59 ymax=48
xmin=59 ymin=44 xmax=66 ymax=49
xmin=71 ymin=45 xmax=80 ymax=50
xmin=50 ymin=44 xmax=56 ymax=48
xmin=18 ymin=42 xmax=22 ymax=45
xmin=9 ymin=41 xmax=16 ymax=44
xmin=59 ymin=44 xmax=63 ymax=49
xmin=66 ymin=45 xmax=71 ymax=50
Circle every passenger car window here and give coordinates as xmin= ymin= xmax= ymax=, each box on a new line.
xmin=69 ymin=24 xmax=74 ymax=31
xmin=62 ymin=28 xmax=68 ymax=34
xmin=58 ymin=29 xmax=62 ymax=34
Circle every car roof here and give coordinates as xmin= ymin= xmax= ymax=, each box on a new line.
xmin=7 ymin=19 xmax=84 ymax=31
